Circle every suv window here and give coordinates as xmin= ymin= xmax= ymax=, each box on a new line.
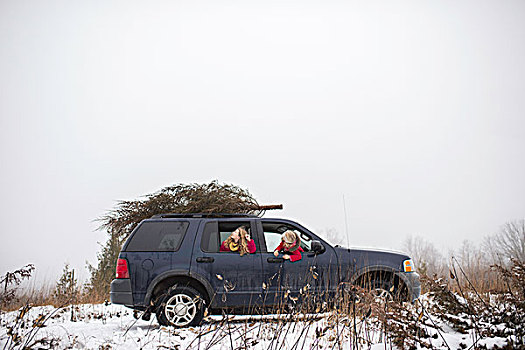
xmin=200 ymin=221 xmax=255 ymax=253
xmin=201 ymin=221 xmax=219 ymax=252
xmin=262 ymin=222 xmax=312 ymax=252
xmin=125 ymin=221 xmax=189 ymax=252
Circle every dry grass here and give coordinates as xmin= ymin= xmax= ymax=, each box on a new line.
xmin=1 ymin=284 xmax=105 ymax=313
xmin=2 ymin=264 xmax=524 ymax=350
xmin=2 ymin=240 xmax=524 ymax=349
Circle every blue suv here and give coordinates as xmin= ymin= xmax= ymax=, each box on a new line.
xmin=110 ymin=213 xmax=420 ymax=327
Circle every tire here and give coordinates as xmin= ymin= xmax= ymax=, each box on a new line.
xmin=358 ymin=276 xmax=399 ymax=302
xmin=369 ymin=279 xmax=395 ymax=302
xmin=156 ymin=286 xmax=205 ymax=327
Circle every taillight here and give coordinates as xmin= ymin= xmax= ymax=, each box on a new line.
xmin=116 ymin=258 xmax=129 ymax=279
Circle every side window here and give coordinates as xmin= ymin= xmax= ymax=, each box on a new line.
xmin=262 ymin=222 xmax=312 ymax=252
xmin=126 ymin=221 xmax=189 ymax=252
xmin=299 ymin=230 xmax=312 ymax=251
xmin=219 ymin=222 xmax=254 ymax=252
xmin=263 ymin=231 xmax=282 ymax=252
xmin=200 ymin=221 xmax=257 ymax=253
xmin=201 ymin=221 xmax=219 ymax=253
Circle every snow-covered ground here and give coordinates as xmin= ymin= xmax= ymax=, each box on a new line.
xmin=0 ymin=300 xmax=512 ymax=349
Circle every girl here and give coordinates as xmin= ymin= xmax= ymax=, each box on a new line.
xmin=273 ymin=230 xmax=304 ymax=262
xmin=220 ymin=226 xmax=256 ymax=256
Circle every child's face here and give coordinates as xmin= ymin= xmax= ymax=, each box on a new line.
xmin=283 ymin=240 xmax=294 ymax=248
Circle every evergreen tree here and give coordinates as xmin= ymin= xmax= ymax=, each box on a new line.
xmin=54 ymin=264 xmax=78 ymax=306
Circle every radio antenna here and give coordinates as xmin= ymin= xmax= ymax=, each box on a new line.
xmin=343 ymin=194 xmax=350 ymax=248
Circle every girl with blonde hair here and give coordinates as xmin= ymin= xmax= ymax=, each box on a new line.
xmin=273 ymin=230 xmax=304 ymax=262
xmin=220 ymin=226 xmax=256 ymax=256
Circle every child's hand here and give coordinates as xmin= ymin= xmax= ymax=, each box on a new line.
xmin=245 ymin=233 xmax=251 ymax=241
xmin=283 ymin=255 xmax=290 ymax=260
xmin=273 ymin=250 xmax=279 ymax=257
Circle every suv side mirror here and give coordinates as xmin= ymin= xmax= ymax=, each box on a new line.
xmin=311 ymin=240 xmax=325 ymax=254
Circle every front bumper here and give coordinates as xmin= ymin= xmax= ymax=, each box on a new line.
xmin=402 ymin=272 xmax=421 ymax=302
xmin=110 ymin=279 xmax=133 ymax=306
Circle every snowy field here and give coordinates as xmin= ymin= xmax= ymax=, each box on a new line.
xmin=0 ymin=296 xmax=512 ymax=350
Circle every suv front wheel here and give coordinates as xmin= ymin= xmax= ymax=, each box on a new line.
xmin=156 ymin=286 xmax=205 ymax=327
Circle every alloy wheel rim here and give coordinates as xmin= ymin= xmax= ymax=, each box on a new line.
xmin=372 ymin=288 xmax=394 ymax=303
xmin=164 ymin=294 xmax=197 ymax=327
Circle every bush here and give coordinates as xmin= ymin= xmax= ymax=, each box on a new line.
xmin=53 ymin=264 xmax=79 ymax=307
xmin=0 ymin=265 xmax=34 ymax=311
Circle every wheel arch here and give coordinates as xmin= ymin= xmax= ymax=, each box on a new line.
xmin=145 ymin=270 xmax=214 ymax=307
xmin=350 ymin=265 xmax=409 ymax=299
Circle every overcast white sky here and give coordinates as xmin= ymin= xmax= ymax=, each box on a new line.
xmin=1 ymin=0 xmax=524 ymax=283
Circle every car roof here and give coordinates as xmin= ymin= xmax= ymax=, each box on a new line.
xmin=151 ymin=213 xmax=259 ymax=219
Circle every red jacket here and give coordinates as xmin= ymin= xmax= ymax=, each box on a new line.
xmin=275 ymin=242 xmax=304 ymax=262
xmin=220 ymin=239 xmax=256 ymax=254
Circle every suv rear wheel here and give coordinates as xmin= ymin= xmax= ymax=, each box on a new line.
xmin=156 ymin=286 xmax=205 ymax=327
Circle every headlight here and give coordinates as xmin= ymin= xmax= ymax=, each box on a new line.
xmin=403 ymin=259 xmax=415 ymax=272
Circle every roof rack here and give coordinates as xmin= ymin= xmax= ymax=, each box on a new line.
xmin=151 ymin=213 xmax=259 ymax=219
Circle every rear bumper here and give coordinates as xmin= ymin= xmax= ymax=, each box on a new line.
xmin=110 ymin=279 xmax=133 ymax=306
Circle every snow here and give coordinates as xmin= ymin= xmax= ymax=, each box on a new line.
xmin=0 ymin=301 xmax=517 ymax=349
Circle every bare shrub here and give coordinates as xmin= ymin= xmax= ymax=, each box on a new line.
xmin=491 ymin=259 xmax=525 ymax=346
xmin=420 ymin=258 xmax=525 ymax=348
xmin=0 ymin=265 xmax=63 ymax=349
xmin=0 ymin=265 xmax=35 ymax=311
xmin=453 ymin=240 xmax=507 ymax=293
xmin=403 ymin=235 xmax=446 ymax=277
xmin=488 ymin=219 xmax=525 ymax=263
xmin=318 ymin=227 xmax=345 ymax=246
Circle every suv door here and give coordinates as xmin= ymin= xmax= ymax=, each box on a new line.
xmin=191 ymin=219 xmax=264 ymax=310
xmin=257 ymin=219 xmax=338 ymax=309
xmin=122 ymin=219 xmax=194 ymax=306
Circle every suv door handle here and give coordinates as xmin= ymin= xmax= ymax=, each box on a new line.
xmin=267 ymin=257 xmax=284 ymax=263
xmin=196 ymin=257 xmax=214 ymax=263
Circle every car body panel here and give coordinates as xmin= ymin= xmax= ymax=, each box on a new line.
xmin=257 ymin=219 xmax=339 ymax=306
xmin=190 ymin=219 xmax=265 ymax=308
xmin=111 ymin=215 xmax=421 ymax=313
